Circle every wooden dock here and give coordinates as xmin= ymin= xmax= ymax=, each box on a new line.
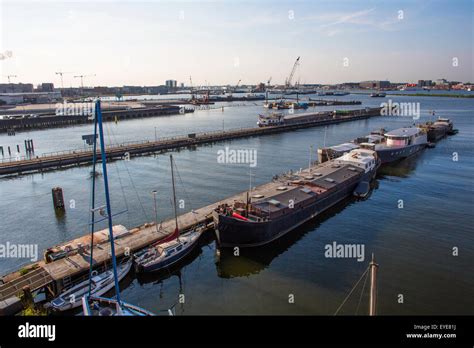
xmin=0 ymin=108 xmax=382 ymax=176
xmin=0 ymin=177 xmax=284 ymax=303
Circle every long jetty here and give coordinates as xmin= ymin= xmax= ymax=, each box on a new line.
xmin=0 ymin=107 xmax=382 ymax=176
xmin=0 ymin=105 xmax=193 ymax=133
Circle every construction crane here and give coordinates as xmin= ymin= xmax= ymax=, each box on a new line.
xmin=55 ymin=71 xmax=73 ymax=89
xmin=5 ymin=75 xmax=17 ymax=83
xmin=74 ymin=74 xmax=96 ymax=89
xmin=236 ymin=79 xmax=241 ymax=87
xmin=229 ymin=79 xmax=241 ymax=96
xmin=285 ymin=56 xmax=300 ymax=88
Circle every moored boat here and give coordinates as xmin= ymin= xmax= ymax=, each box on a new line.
xmin=360 ymin=127 xmax=427 ymax=164
xmin=133 ymin=155 xmax=201 ymax=273
xmin=134 ymin=230 xmax=201 ymax=273
xmin=370 ymin=92 xmax=386 ymax=97
xmin=49 ymin=259 xmax=132 ymax=312
xmin=213 ymin=148 xmax=379 ymax=248
xmin=420 ymin=117 xmax=454 ymax=141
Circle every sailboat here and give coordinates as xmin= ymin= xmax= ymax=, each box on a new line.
xmin=81 ymin=100 xmax=161 ymax=316
xmin=49 ymin=259 xmax=132 ymax=312
xmin=133 ymin=155 xmax=201 ymax=273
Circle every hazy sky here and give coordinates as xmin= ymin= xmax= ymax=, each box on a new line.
xmin=1 ymin=0 xmax=472 ymax=87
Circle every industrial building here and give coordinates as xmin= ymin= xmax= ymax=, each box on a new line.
xmin=165 ymin=80 xmax=177 ymax=89
xmin=0 ymin=83 xmax=34 ymax=93
xmin=359 ymin=80 xmax=391 ymax=89
xmin=0 ymin=92 xmax=61 ymax=105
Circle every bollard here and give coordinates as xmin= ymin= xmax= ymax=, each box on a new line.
xmin=0 ymin=146 xmax=3 ymax=156
xmin=16 ymin=144 xmax=20 ymax=153
xmin=24 ymin=140 xmax=28 ymax=152
xmin=30 ymin=139 xmax=35 ymax=152
xmin=8 ymin=146 xmax=11 ymax=156
xmin=52 ymin=187 xmax=65 ymax=210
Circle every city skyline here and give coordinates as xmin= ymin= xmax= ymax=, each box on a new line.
xmin=1 ymin=0 xmax=472 ymax=87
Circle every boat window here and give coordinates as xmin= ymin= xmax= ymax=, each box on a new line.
xmin=177 ymin=245 xmax=183 ymax=251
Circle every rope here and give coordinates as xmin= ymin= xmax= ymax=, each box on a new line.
xmin=104 ymin=121 xmax=150 ymax=222
xmin=356 ymin=266 xmax=370 ymax=315
xmin=334 ymin=266 xmax=369 ymax=316
xmin=173 ymin=158 xmax=198 ymax=224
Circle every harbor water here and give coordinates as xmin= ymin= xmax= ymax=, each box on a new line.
xmin=0 ymin=92 xmax=473 ymax=315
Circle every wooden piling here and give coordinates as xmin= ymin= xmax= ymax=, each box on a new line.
xmin=52 ymin=187 xmax=65 ymax=210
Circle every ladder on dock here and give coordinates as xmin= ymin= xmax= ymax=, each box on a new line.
xmin=0 ymin=267 xmax=53 ymax=302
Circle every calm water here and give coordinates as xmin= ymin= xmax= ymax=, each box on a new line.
xmin=0 ymin=93 xmax=473 ymax=315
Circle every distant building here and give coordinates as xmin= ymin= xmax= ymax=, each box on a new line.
xmin=0 ymin=94 xmax=24 ymax=105
xmin=37 ymin=83 xmax=54 ymax=92
xmin=359 ymin=80 xmax=391 ymax=89
xmin=341 ymin=82 xmax=360 ymax=89
xmin=0 ymin=83 xmax=34 ymax=93
xmin=122 ymin=85 xmax=145 ymax=94
xmin=0 ymin=92 xmax=61 ymax=104
xmin=180 ymin=82 xmax=184 ymax=88
xmin=435 ymin=78 xmax=448 ymax=86
xmin=146 ymin=86 xmax=168 ymax=94
xmin=165 ymin=80 xmax=177 ymax=89
xmin=417 ymin=80 xmax=432 ymax=87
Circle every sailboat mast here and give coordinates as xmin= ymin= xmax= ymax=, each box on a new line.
xmin=87 ymin=116 xmax=98 ymax=296
xmin=96 ymin=100 xmax=122 ymax=304
xmin=170 ymin=155 xmax=179 ymax=239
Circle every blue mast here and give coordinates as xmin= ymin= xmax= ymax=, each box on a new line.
xmin=87 ymin=112 xmax=98 ymax=296
xmin=95 ymin=99 xmax=122 ymax=304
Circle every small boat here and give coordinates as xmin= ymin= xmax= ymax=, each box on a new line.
xmin=82 ymin=296 xmax=163 ymax=316
xmin=353 ymin=181 xmax=370 ymax=198
xmin=134 ymin=230 xmax=201 ymax=273
xmin=369 ymin=92 xmax=386 ymax=97
xmin=257 ymin=113 xmax=285 ymax=127
xmin=50 ymin=259 xmax=132 ymax=312
xmin=134 ymin=155 xmax=201 ymax=273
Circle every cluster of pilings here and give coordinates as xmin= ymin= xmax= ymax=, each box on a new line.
xmin=0 ymin=139 xmax=35 ymax=159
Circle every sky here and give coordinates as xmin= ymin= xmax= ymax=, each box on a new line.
xmin=0 ymin=0 xmax=472 ymax=87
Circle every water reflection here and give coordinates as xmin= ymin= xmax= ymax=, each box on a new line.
xmin=377 ymin=151 xmax=422 ymax=178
